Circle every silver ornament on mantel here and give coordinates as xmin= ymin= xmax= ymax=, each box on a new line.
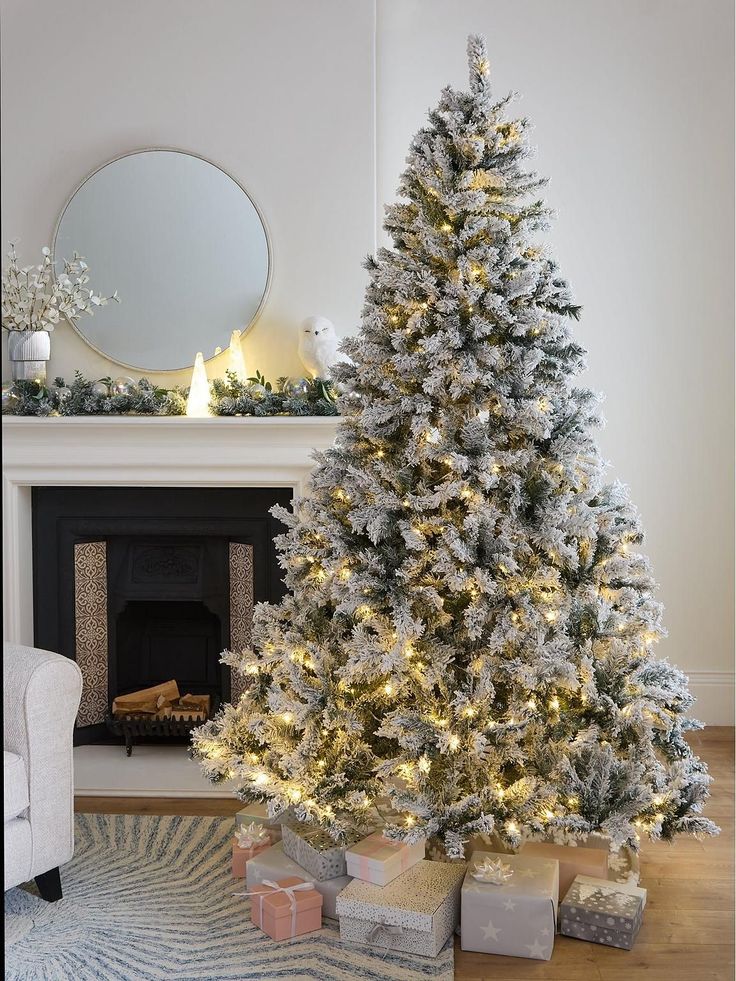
xmin=2 ymin=381 xmax=19 ymax=413
xmin=112 ymin=376 xmax=137 ymax=396
xmin=285 ymin=377 xmax=310 ymax=397
xmin=49 ymin=384 xmax=71 ymax=403
xmin=91 ymin=380 xmax=111 ymax=397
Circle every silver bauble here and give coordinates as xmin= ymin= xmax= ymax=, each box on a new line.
xmin=248 ymin=383 xmax=266 ymax=400
xmin=2 ymin=382 xmax=19 ymax=413
xmin=285 ymin=377 xmax=310 ymax=397
xmin=91 ymin=380 xmax=111 ymax=397
xmin=112 ymin=375 xmax=137 ymax=396
xmin=49 ymin=384 xmax=71 ymax=403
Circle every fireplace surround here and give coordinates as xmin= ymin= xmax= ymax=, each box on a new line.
xmin=2 ymin=416 xmax=344 ymax=758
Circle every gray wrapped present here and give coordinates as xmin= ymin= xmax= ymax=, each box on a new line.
xmin=337 ymin=860 xmax=466 ymax=958
xmin=245 ymin=840 xmax=352 ymax=919
xmin=560 ymin=875 xmax=646 ymax=950
xmin=281 ymin=822 xmax=364 ymax=881
xmin=460 ymin=852 xmax=558 ymax=960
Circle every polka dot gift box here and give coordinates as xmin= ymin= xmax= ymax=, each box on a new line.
xmin=460 ymin=851 xmax=558 ymax=960
xmin=559 ymin=875 xmax=647 ymax=950
xmin=337 ymin=859 xmax=466 ymax=958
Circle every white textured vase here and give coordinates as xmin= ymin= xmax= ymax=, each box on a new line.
xmin=6 ymin=329 xmax=51 ymax=382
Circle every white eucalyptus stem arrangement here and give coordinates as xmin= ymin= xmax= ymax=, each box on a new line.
xmin=1 ymin=242 xmax=119 ymax=334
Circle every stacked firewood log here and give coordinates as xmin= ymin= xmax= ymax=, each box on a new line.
xmin=111 ymin=681 xmax=210 ymax=721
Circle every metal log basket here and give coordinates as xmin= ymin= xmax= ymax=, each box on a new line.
xmin=106 ymin=697 xmax=219 ymax=756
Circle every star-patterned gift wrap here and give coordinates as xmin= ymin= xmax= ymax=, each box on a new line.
xmin=336 ymin=859 xmax=466 ymax=958
xmin=521 ymin=841 xmax=609 ymax=900
xmin=460 ymin=851 xmax=558 ymax=960
xmin=560 ymin=875 xmax=646 ymax=950
xmin=281 ymin=822 xmax=364 ymax=882
xmin=345 ymin=830 xmax=426 ymax=885
xmin=246 ymin=840 xmax=352 ymax=920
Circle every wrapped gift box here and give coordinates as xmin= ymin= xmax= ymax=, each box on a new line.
xmin=249 ymin=876 xmax=323 ymax=941
xmin=460 ymin=852 xmax=558 ymax=960
xmin=560 ymin=875 xmax=646 ymax=949
xmin=337 ymin=859 xmax=466 ymax=958
xmin=232 ymin=823 xmax=273 ymax=878
xmin=281 ymin=822 xmax=363 ymax=881
xmin=521 ymin=841 xmax=609 ymax=901
xmin=235 ymin=804 xmax=297 ymax=843
xmin=346 ymin=831 xmax=425 ymax=886
xmin=246 ymin=840 xmax=352 ymax=919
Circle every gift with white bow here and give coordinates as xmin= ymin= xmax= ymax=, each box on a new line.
xmin=337 ymin=859 xmax=466 ymax=958
xmin=235 ymin=804 xmax=295 ymax=842
xmin=560 ymin=874 xmax=646 ymax=949
xmin=460 ymin=851 xmax=558 ymax=960
xmin=245 ymin=840 xmax=352 ymax=919
xmin=232 ymin=822 xmax=273 ymax=877
xmin=236 ymin=875 xmax=323 ymax=941
xmin=470 ymin=855 xmax=514 ymax=885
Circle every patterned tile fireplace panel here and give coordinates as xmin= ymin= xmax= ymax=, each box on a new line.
xmin=33 ymin=487 xmax=289 ymax=744
xmin=73 ymin=541 xmax=109 ymax=727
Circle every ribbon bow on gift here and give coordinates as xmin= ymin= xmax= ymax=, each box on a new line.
xmin=471 ymin=856 xmax=514 ymax=885
xmin=235 ymin=822 xmax=270 ymax=850
xmin=366 ymin=920 xmax=404 ymax=958
xmin=234 ymin=878 xmax=316 ymax=938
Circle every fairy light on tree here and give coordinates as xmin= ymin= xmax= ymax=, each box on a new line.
xmin=192 ymin=35 xmax=717 ymax=857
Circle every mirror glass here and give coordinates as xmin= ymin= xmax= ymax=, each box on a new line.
xmin=53 ymin=149 xmax=270 ymax=372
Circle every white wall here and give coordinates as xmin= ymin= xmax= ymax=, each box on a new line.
xmin=2 ymin=0 xmax=733 ymax=722
xmin=0 ymin=0 xmax=376 ymax=385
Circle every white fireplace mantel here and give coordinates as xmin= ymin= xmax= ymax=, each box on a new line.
xmin=2 ymin=415 xmax=340 ymax=644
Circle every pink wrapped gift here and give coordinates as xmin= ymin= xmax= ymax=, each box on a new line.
xmin=521 ymin=841 xmax=609 ymax=901
xmin=232 ymin=823 xmax=272 ymax=878
xmin=247 ymin=876 xmax=323 ymax=941
xmin=346 ymin=831 xmax=426 ymax=886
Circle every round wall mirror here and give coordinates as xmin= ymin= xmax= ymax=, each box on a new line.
xmin=53 ymin=149 xmax=271 ymax=372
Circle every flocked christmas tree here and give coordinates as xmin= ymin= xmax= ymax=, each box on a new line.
xmin=193 ymin=36 xmax=718 ymax=857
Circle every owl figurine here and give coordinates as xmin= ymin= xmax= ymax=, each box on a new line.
xmin=298 ymin=316 xmax=340 ymax=379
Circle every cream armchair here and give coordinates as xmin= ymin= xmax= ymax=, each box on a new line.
xmin=4 ymin=643 xmax=82 ymax=901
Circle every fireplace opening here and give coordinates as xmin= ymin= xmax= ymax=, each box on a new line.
xmin=32 ymin=485 xmax=291 ymax=748
xmin=115 ymin=600 xmax=222 ymax=701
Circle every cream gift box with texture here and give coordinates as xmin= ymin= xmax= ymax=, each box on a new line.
xmin=345 ymin=831 xmax=425 ymax=885
xmin=246 ymin=840 xmax=352 ymax=919
xmin=460 ymin=851 xmax=558 ymax=960
xmin=521 ymin=841 xmax=609 ymax=901
xmin=337 ymin=859 xmax=466 ymax=958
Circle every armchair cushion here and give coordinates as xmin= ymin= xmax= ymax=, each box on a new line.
xmin=4 ymin=751 xmax=29 ymax=822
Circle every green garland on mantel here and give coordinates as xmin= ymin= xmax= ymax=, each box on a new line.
xmin=1 ymin=370 xmax=340 ymax=418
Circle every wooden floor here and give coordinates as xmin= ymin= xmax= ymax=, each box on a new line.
xmin=76 ymin=727 xmax=734 ymax=981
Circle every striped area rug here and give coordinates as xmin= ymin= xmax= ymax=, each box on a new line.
xmin=5 ymin=812 xmax=454 ymax=980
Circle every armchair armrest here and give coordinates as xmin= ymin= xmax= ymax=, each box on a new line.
xmin=3 ymin=644 xmax=82 ymax=878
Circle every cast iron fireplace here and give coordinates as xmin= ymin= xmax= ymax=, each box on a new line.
xmin=32 ymin=486 xmax=291 ymax=746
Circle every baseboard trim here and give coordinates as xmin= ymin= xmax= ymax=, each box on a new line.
xmin=688 ymin=671 xmax=735 ymax=726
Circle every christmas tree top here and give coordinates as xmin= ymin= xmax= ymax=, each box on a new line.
xmin=193 ymin=36 xmax=718 ymax=857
